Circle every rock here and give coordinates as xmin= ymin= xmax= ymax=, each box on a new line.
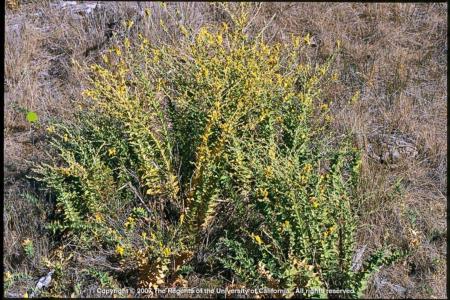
xmin=351 ymin=245 xmax=366 ymax=272
xmin=51 ymin=1 xmax=101 ymax=16
xmin=390 ymin=148 xmax=400 ymax=163
xmin=30 ymin=270 xmax=54 ymax=298
xmin=366 ymin=132 xmax=418 ymax=165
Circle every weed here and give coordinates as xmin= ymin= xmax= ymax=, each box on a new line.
xmin=29 ymin=6 xmax=403 ymax=297
xmin=22 ymin=239 xmax=34 ymax=258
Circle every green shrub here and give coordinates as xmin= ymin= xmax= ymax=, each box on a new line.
xmin=32 ymin=6 xmax=400 ymax=297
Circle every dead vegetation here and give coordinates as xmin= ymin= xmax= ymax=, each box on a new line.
xmin=3 ymin=1 xmax=447 ymax=298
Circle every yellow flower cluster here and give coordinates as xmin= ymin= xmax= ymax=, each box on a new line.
xmin=252 ymin=233 xmax=264 ymax=245
xmin=115 ymin=244 xmax=125 ymax=256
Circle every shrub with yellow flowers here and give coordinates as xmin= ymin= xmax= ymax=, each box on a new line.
xmin=32 ymin=4 xmax=402 ymax=297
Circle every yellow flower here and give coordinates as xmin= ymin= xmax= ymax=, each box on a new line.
xmin=108 ymin=147 xmax=116 ymax=157
xmin=264 ymin=166 xmax=273 ymax=178
xmin=304 ymin=33 xmax=311 ymax=46
xmin=114 ymin=46 xmax=122 ymax=56
xmin=4 ymin=271 xmax=12 ymax=281
xmin=46 ymin=125 xmax=55 ymax=134
xmin=117 ymin=85 xmax=126 ymax=96
xmin=217 ymin=34 xmax=223 ymax=45
xmin=303 ymin=163 xmax=312 ymax=173
xmin=124 ymin=38 xmax=130 ymax=49
xmin=153 ymin=49 xmax=161 ymax=63
xmin=180 ymin=25 xmax=189 ymax=36
xmin=102 ymin=54 xmax=109 ymax=64
xmin=252 ymin=234 xmax=263 ymax=245
xmin=163 ymin=247 xmax=171 ymax=256
xmin=261 ymin=188 xmax=269 ymax=199
xmin=210 ymin=110 xmax=219 ymax=122
xmin=94 ymin=212 xmax=103 ymax=222
xmin=309 ymin=196 xmax=318 ymax=205
xmin=22 ymin=239 xmax=32 ymax=247
xmin=202 ymin=67 xmax=209 ymax=78
xmin=82 ymin=89 xmax=93 ymax=98
xmin=222 ymin=22 xmax=228 ymax=31
xmin=331 ymin=71 xmax=339 ymax=81
xmin=179 ymin=213 xmax=185 ymax=224
xmin=350 ymin=91 xmax=360 ymax=104
xmin=281 ymin=220 xmax=290 ymax=231
xmin=293 ymin=36 xmax=301 ymax=48
xmin=324 ymin=225 xmax=337 ymax=238
xmin=125 ymin=20 xmax=134 ymax=30
xmin=268 ymin=147 xmax=276 ymax=160
xmin=115 ymin=245 xmax=125 ymax=256
xmin=125 ymin=216 xmax=135 ymax=229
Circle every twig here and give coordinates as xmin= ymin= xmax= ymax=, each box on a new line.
xmin=255 ymin=13 xmax=277 ymax=42
xmin=127 ymin=182 xmax=152 ymax=215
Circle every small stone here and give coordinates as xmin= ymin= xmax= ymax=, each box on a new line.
xmin=391 ymin=149 xmax=400 ymax=163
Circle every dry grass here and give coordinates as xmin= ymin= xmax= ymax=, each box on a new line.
xmin=3 ymin=1 xmax=447 ymax=298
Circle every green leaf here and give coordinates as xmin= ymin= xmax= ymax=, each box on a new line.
xmin=26 ymin=111 xmax=38 ymax=123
